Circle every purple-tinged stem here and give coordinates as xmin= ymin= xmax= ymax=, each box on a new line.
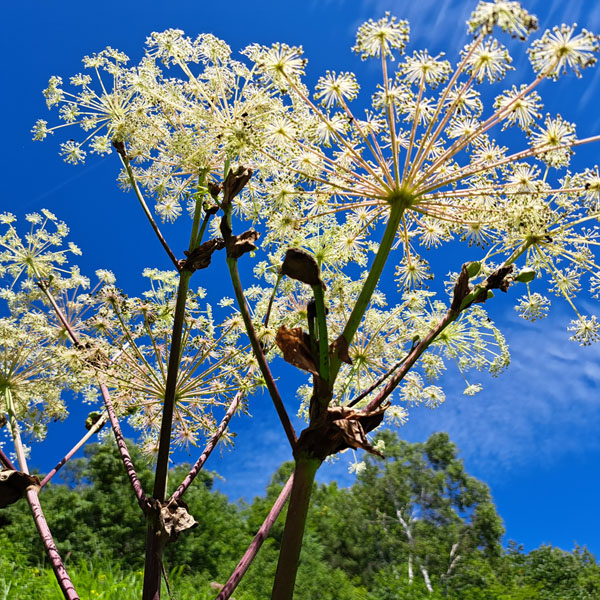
xmin=27 ymin=488 xmax=80 ymax=600
xmin=37 ymin=280 xmax=82 ymax=345
xmin=6 ymin=395 xmax=79 ymax=600
xmin=365 ymin=311 xmax=456 ymax=413
xmin=100 ymin=384 xmax=151 ymax=513
xmin=170 ymin=389 xmax=243 ymax=505
xmin=40 ymin=413 xmax=108 ymax=488
xmin=216 ymin=473 xmax=294 ymax=600
xmin=0 ymin=445 xmax=16 ymax=469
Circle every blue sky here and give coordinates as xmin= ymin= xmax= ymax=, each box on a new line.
xmin=2 ymin=0 xmax=600 ymax=559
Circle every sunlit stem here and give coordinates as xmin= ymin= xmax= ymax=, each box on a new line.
xmin=415 ymin=64 xmax=556 ymax=189
xmin=189 ymin=173 xmax=207 ymax=250
xmin=338 ymin=97 xmax=395 ymax=188
xmin=271 ymin=455 xmax=321 ymax=600
xmin=4 ymin=389 xmax=80 ymax=600
xmin=381 ymin=54 xmax=401 ymax=185
xmin=216 ymin=472 xmax=294 ymax=600
xmin=311 ymin=284 xmax=329 ymax=384
xmin=284 ymin=76 xmax=390 ymax=191
xmin=402 ymin=77 xmax=425 ymax=182
xmin=331 ymin=196 xmax=406 ymax=383
xmin=40 ymin=412 xmax=108 ymax=488
xmin=264 ymin=272 xmax=283 ymax=328
xmin=408 ymin=34 xmax=484 ymax=181
xmin=226 ymin=252 xmax=297 ymax=448
xmin=118 ymin=153 xmax=180 ymax=270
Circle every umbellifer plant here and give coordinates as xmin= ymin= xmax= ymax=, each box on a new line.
xmin=1 ymin=1 xmax=599 ymax=598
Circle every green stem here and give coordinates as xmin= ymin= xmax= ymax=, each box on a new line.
xmin=189 ymin=174 xmax=208 ymax=250
xmin=119 ymin=153 xmax=180 ymax=270
xmin=331 ymin=199 xmax=406 ymax=382
xmin=271 ymin=454 xmax=321 ymax=600
xmin=311 ymin=284 xmax=329 ymax=384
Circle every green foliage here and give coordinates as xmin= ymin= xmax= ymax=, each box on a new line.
xmin=2 ymin=432 xmax=600 ymax=598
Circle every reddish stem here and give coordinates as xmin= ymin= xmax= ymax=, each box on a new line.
xmin=364 ymin=310 xmax=456 ymax=412
xmin=27 ymin=488 xmax=80 ymax=600
xmin=100 ymin=384 xmax=151 ymax=513
xmin=216 ymin=473 xmax=295 ymax=600
xmin=0 ymin=446 xmax=16 ymax=470
xmin=170 ymin=390 xmax=243 ymax=505
xmin=40 ymin=413 xmax=108 ymax=488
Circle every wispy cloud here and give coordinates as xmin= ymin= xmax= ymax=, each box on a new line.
xmin=394 ymin=308 xmax=600 ymax=479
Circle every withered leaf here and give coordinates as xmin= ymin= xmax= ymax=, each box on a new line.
xmin=280 ymin=248 xmax=325 ymax=289
xmin=330 ymin=335 xmax=352 ymax=365
xmin=182 ymin=238 xmax=225 ymax=272
xmin=275 ymin=326 xmax=318 ymax=375
xmin=485 ymin=264 xmax=514 ymax=293
xmin=159 ymin=499 xmax=198 ymax=544
xmin=472 ymin=265 xmax=514 ymax=305
xmin=328 ymin=406 xmax=385 ymax=457
xmin=0 ymin=470 xmax=41 ymax=508
xmin=227 ymin=229 xmax=260 ymax=259
xmin=450 ymin=263 xmax=471 ymax=312
xmin=222 ymin=166 xmax=253 ymax=205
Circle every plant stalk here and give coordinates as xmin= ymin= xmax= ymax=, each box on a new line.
xmin=40 ymin=412 xmax=107 ymax=488
xmin=217 ymin=472 xmax=295 ymax=600
xmin=5 ymin=391 xmax=79 ymax=600
xmin=271 ymin=454 xmax=321 ymax=599
xmin=143 ymin=269 xmax=192 ymax=600
xmin=331 ymin=200 xmax=405 ymax=382
xmin=226 ymin=256 xmax=297 ymax=448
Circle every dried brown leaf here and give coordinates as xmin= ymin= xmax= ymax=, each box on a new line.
xmin=222 ymin=166 xmax=253 ymax=205
xmin=280 ymin=248 xmax=325 ymax=289
xmin=275 ymin=326 xmax=318 ymax=375
xmin=330 ymin=335 xmax=352 ymax=365
xmin=182 ymin=238 xmax=225 ymax=272
xmin=0 ymin=470 xmax=41 ymax=508
xmin=227 ymin=229 xmax=260 ymax=259
xmin=159 ymin=499 xmax=198 ymax=543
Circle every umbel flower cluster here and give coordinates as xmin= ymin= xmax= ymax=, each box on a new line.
xmin=4 ymin=0 xmax=599 ymax=450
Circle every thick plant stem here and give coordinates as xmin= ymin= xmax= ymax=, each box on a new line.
xmin=271 ymin=454 xmax=321 ymax=600
xmin=331 ymin=200 xmax=405 ymax=382
xmin=143 ymin=269 xmax=192 ymax=600
xmin=217 ymin=473 xmax=295 ymax=600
